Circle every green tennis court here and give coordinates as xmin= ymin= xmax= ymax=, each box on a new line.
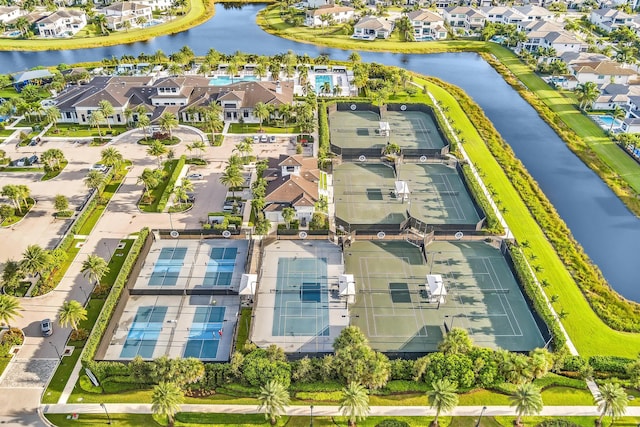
xmin=329 ymin=110 xmax=386 ymax=151
xmin=345 ymin=240 xmax=545 ymax=353
xmin=383 ymin=110 xmax=446 ymax=150
xmin=398 ymin=163 xmax=480 ymax=225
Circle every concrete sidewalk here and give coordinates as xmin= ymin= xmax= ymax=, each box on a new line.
xmin=41 ymin=404 xmax=640 ymax=417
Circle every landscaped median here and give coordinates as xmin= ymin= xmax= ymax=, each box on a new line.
xmin=0 ymin=0 xmax=214 ymax=51
xmin=421 ymin=76 xmax=640 ymax=358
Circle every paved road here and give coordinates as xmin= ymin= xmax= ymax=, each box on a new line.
xmin=42 ymin=403 xmax=640 ymax=417
xmin=0 ymin=127 xmax=298 ymax=427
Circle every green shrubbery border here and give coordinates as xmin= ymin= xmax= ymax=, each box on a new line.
xmin=157 ymin=155 xmax=186 ymax=212
xmin=427 ymin=76 xmax=640 ymax=333
xmin=81 ymin=228 xmax=150 ymax=365
xmin=460 ymin=164 xmax=504 ymax=234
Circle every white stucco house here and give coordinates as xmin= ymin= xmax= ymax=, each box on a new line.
xmin=304 ymin=5 xmax=355 ymax=27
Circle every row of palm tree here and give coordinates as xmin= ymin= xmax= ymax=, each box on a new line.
xmin=1 ymin=184 xmax=31 ymax=214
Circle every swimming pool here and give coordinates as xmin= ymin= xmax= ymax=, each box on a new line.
xmin=120 ymin=306 xmax=167 ymax=358
xmin=272 ymin=257 xmax=329 ymax=337
xmin=203 ymin=247 xmax=237 ymax=287
xmin=591 ymin=114 xmax=623 ymax=130
xmin=149 ymin=247 xmax=186 ymax=286
xmin=142 ymin=19 xmax=163 ymax=28
xmin=209 ymin=75 xmax=258 ymax=86
xmin=184 ymin=306 xmax=225 ymax=359
xmin=315 ymin=74 xmax=333 ymax=94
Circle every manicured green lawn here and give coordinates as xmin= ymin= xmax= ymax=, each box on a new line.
xmin=0 ymin=166 xmax=44 ymax=173
xmin=235 ymin=308 xmax=252 ymax=350
xmin=0 ymin=357 xmax=11 ymax=379
xmin=139 ymin=160 xmax=179 ymax=213
xmin=0 ymin=128 xmax=15 ymax=136
xmin=423 ymin=79 xmax=640 ymax=357
xmin=0 ymin=0 xmax=214 ymax=51
xmin=46 ymin=124 xmax=128 ymax=138
xmin=42 ymin=161 xmax=68 ymax=181
xmin=228 ymin=123 xmax=300 ymax=134
xmin=42 ymin=348 xmax=82 ymax=404
xmin=46 ymin=413 xmax=159 ymax=426
xmin=0 ymin=198 xmax=35 ymax=227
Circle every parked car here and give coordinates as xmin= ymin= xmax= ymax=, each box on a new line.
xmin=269 ymin=135 xmax=276 ymax=143
xmin=260 ymin=134 xmax=268 ymax=143
xmin=40 ymin=319 xmax=53 ymax=337
xmin=253 ymin=135 xmax=260 ymax=143
xmin=29 ymin=137 xmax=41 ymax=146
xmin=187 ymin=173 xmax=203 ymax=180
xmin=89 ymin=163 xmax=107 ymax=172
xmin=186 ymin=193 xmax=196 ymax=203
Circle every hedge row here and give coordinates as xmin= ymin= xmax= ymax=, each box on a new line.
xmin=318 ymin=100 xmax=330 ymax=167
xmin=588 ymin=355 xmax=635 ymax=375
xmin=428 ymin=76 xmax=640 ymax=332
xmin=82 ymin=228 xmax=150 ymax=366
xmin=507 ymin=243 xmax=567 ymax=352
xmin=460 ymin=164 xmax=504 ymax=234
xmin=157 ymin=155 xmax=186 ymax=212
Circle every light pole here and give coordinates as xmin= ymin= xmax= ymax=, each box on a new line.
xmin=48 ymin=341 xmax=62 ymax=361
xmin=475 ymin=406 xmax=487 ymax=427
xmin=100 ymin=403 xmax=112 ymax=425
xmin=310 ymin=405 xmax=314 ymax=427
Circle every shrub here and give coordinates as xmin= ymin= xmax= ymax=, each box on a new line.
xmin=536 ymin=420 xmax=582 ymax=427
xmin=376 ymin=420 xmax=410 ymax=427
xmin=561 ymin=355 xmax=587 ymax=372
xmin=461 ymin=164 xmax=504 ymax=234
xmin=1 ymin=328 xmax=24 ymax=346
xmin=588 ymin=356 xmax=634 ymax=375
xmin=156 ymin=155 xmax=186 ymax=212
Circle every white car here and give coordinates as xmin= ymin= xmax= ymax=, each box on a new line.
xmin=187 ymin=173 xmax=203 ymax=180
xmin=89 ymin=163 xmax=107 ymax=172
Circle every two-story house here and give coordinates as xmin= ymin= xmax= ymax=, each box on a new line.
xmin=352 ymin=16 xmax=395 ymax=39
xmin=101 ymin=2 xmax=153 ymax=31
xmin=570 ymin=60 xmax=638 ymax=85
xmin=517 ymin=21 xmax=587 ymax=55
xmin=304 ymin=5 xmax=355 ymax=27
xmin=589 ymin=8 xmax=634 ymax=33
xmin=407 ymin=10 xmax=447 ymax=41
xmin=442 ymin=6 xmax=485 ymax=33
xmin=0 ymin=6 xmax=22 ymax=24
xmin=264 ymin=155 xmax=322 ymax=226
xmin=34 ymin=10 xmax=87 ymax=38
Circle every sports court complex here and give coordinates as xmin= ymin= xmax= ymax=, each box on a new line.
xmin=97 ymin=239 xmax=249 ymax=362
xmin=344 ymin=240 xmax=545 ymax=355
xmin=328 ymin=103 xmax=449 ymax=158
xmin=250 ymin=240 xmax=349 ymax=354
xmin=333 ymin=162 xmax=483 ymax=231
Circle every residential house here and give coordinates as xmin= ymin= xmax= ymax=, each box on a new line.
xmin=589 ymin=8 xmax=634 ymax=33
xmin=592 ymin=83 xmax=640 ymax=110
xmin=517 ymin=21 xmax=587 ymax=55
xmin=0 ymin=6 xmax=22 ymax=24
xmin=101 ymin=2 xmax=153 ymax=31
xmin=620 ymin=117 xmax=640 ymax=133
xmin=480 ymin=6 xmax=524 ymax=24
xmin=53 ymin=75 xmax=294 ymax=126
xmin=570 ymin=60 xmax=638 ymax=85
xmin=263 ymin=154 xmax=322 ymax=225
xmin=306 ymin=0 xmax=334 ymax=8
xmin=443 ymin=7 xmax=485 ymax=33
xmin=304 ymin=5 xmax=355 ymax=27
xmin=407 ymin=10 xmax=447 ymax=41
xmin=513 ymin=5 xmax=554 ymax=21
xmin=136 ymin=0 xmax=173 ymax=10
xmin=352 ymin=16 xmax=395 ymax=39
xmin=34 ymin=10 xmax=87 ymax=38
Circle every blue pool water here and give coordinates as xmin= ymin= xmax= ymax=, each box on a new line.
xmin=142 ymin=19 xmax=162 ymax=28
xmin=184 ymin=307 xmax=225 ymax=359
xmin=149 ymin=247 xmax=187 ymax=286
xmin=203 ymin=247 xmax=237 ymax=287
xmin=314 ymin=74 xmax=333 ymax=94
xmin=209 ymin=75 xmax=258 ymax=86
xmin=593 ymin=115 xmax=622 ymax=129
xmin=272 ymin=257 xmax=329 ymax=336
xmin=120 ymin=306 xmax=167 ymax=358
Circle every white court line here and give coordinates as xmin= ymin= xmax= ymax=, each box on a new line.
xmin=485 ymin=257 xmax=524 ymax=337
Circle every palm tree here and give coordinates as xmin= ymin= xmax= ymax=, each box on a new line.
xmin=80 ymin=254 xmax=110 ymax=285
xmin=610 ymin=105 xmax=626 ymax=132
xmin=339 ymin=382 xmax=370 ymax=427
xmin=20 ymin=245 xmax=50 ymax=278
xmin=84 ymin=170 xmax=106 ymax=193
xmin=382 ymin=142 xmax=401 ymax=158
xmin=58 ymin=300 xmax=87 ymax=332
xmin=510 ymin=382 xmax=544 ymax=426
xmin=219 ymin=166 xmax=244 ymax=199
xmin=257 ymin=380 xmax=290 ymax=425
xmin=88 ymin=111 xmax=105 ymax=136
xmin=438 ymin=327 xmax=473 ymax=355
xmin=137 ymin=115 xmax=151 ymax=139
xmin=138 ymin=168 xmax=163 ymax=199
xmin=595 ymin=383 xmax=629 ymax=426
xmin=151 ymin=382 xmax=184 ymax=427
xmin=0 ymin=295 xmax=23 ymax=328
xmin=147 ymin=139 xmax=168 ymax=168
xmin=253 ymin=102 xmax=270 ymax=131
xmin=159 ymin=112 xmax=179 ymax=138
xmin=93 ymin=14 xmax=107 ymax=35
xmin=574 ymin=82 xmax=600 ymax=110
xmin=1 ymin=185 xmax=22 ymax=214
xmin=190 ymin=140 xmax=207 ymax=160
xmin=426 ymin=379 xmax=459 ymax=427
xmin=174 ymin=186 xmax=188 ymax=207
xmin=281 ymin=207 xmax=296 ymax=229
xmin=40 ymin=149 xmax=66 ymax=172
xmin=45 ymin=106 xmax=60 ymax=131
xmin=101 ymin=147 xmax=124 ymax=170
xmin=98 ymin=100 xmax=114 ymax=130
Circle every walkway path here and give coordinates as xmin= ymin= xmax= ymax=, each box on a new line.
xmin=41 ymin=403 xmax=640 ymax=417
